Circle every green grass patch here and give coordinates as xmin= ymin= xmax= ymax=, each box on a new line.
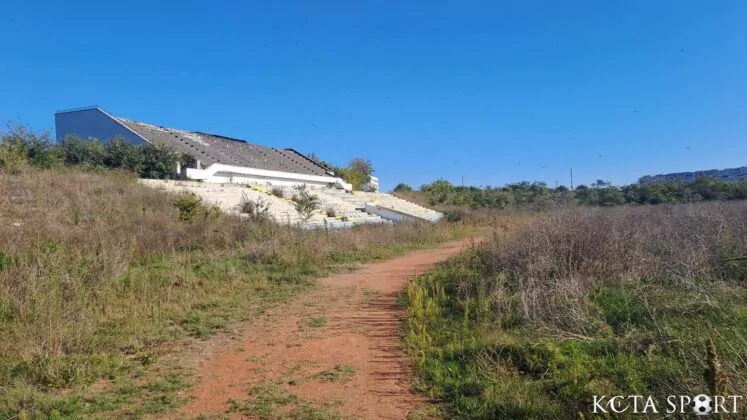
xmin=404 ymin=253 xmax=747 ymax=419
xmin=228 ymin=383 xmax=342 ymax=419
xmin=305 ymin=316 xmax=328 ymax=329
xmin=312 ymin=365 xmax=358 ymax=383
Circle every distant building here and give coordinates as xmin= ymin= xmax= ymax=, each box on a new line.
xmin=639 ymin=167 xmax=747 ymax=185
xmin=54 ymin=106 xmax=352 ymax=190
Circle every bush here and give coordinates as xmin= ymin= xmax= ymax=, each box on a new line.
xmin=138 ymin=144 xmax=179 ymax=179
xmin=1 ymin=124 xmax=181 ymax=180
xmin=325 ymin=207 xmax=337 ymax=218
xmin=0 ymin=144 xmax=28 ymax=175
xmin=60 ymin=136 xmax=105 ymax=167
xmin=173 ymin=192 xmax=202 ymax=222
xmin=1 ymin=124 xmax=60 ymax=171
xmin=238 ymin=193 xmax=272 ymax=222
xmin=204 ymin=204 xmax=224 ymax=220
xmin=291 ymin=185 xmax=320 ymax=223
xmin=442 ymin=208 xmax=464 ymax=222
xmin=271 ymin=187 xmax=285 ymax=198
xmin=103 ymin=138 xmax=142 ymax=172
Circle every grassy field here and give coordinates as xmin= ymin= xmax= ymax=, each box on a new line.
xmin=404 ymin=202 xmax=747 ymax=419
xmin=0 ymin=167 xmax=479 ymax=419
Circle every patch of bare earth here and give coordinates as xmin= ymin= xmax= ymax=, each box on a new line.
xmin=177 ymin=237 xmax=484 ymax=419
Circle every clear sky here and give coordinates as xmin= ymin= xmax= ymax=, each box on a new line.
xmin=1 ymin=1 xmax=745 ymax=191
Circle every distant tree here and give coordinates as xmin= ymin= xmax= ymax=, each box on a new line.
xmin=592 ymin=179 xmax=611 ymax=189
xmin=348 ymin=158 xmax=373 ymax=177
xmin=306 ymin=152 xmax=334 ymax=171
xmin=337 ymin=157 xmax=374 ymax=190
xmin=393 ymin=183 xmax=413 ymax=193
xmin=423 ymin=179 xmax=454 ymax=204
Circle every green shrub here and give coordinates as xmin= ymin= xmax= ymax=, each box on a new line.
xmin=137 ymin=144 xmax=178 ymax=179
xmin=204 ymin=205 xmax=224 ymax=220
xmin=1 ymin=124 xmax=181 ymax=180
xmin=0 ymin=124 xmax=60 ymax=171
xmin=103 ymin=138 xmax=142 ymax=172
xmin=173 ymin=192 xmax=202 ymax=222
xmin=0 ymin=145 xmax=28 ymax=174
xmin=291 ymin=185 xmax=320 ymax=223
xmin=443 ymin=209 xmax=464 ymax=222
xmin=60 ymin=136 xmax=105 ymax=167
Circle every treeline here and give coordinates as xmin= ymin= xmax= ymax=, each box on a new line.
xmin=0 ymin=124 xmax=181 ymax=179
xmin=394 ymin=177 xmax=747 ymax=209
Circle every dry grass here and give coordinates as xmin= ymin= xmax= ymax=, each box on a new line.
xmin=476 ymin=202 xmax=747 ymax=332
xmin=0 ymin=167 xmax=477 ymax=418
xmin=405 ymin=201 xmax=747 ymax=418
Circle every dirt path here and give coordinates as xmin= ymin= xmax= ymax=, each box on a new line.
xmin=179 ymin=236 xmax=484 ymax=419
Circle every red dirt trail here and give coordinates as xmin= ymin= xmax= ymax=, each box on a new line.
xmin=178 ymin=236 xmax=485 ymax=419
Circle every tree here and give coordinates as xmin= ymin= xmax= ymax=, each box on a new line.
xmin=592 ymin=179 xmax=611 ymax=189
xmin=348 ymin=158 xmax=373 ymax=177
xmin=291 ymin=184 xmax=320 ymax=223
xmin=304 ymin=153 xmax=372 ymax=189
xmin=306 ymin=152 xmax=334 ymax=171
xmin=424 ymin=179 xmax=454 ymax=204
xmin=337 ymin=157 xmax=374 ymax=190
xmin=393 ymin=183 xmax=413 ymax=193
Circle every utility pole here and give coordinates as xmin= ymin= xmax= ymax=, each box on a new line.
xmin=570 ymin=168 xmax=574 ymax=190
xmin=461 ymin=175 xmax=464 ymax=186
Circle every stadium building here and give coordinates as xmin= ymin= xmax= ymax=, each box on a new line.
xmin=55 ymin=106 xmax=442 ymax=228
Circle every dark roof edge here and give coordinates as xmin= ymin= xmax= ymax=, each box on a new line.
xmin=55 ymin=105 xmax=102 ymax=115
xmin=284 ymin=148 xmax=335 ymax=175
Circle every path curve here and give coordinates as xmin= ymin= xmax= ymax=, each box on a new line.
xmin=180 ymin=236 xmax=484 ymax=419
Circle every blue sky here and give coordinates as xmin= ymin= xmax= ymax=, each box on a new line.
xmin=1 ymin=1 xmax=745 ymax=191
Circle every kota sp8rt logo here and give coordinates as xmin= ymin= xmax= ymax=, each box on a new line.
xmin=592 ymin=394 xmax=743 ymax=416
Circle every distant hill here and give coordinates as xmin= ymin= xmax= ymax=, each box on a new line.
xmin=639 ymin=166 xmax=747 ymax=185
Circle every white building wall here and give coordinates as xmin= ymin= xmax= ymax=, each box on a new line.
xmin=186 ymin=163 xmax=352 ymax=190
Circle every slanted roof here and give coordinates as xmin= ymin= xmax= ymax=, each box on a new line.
xmin=115 ymin=118 xmax=328 ymax=176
